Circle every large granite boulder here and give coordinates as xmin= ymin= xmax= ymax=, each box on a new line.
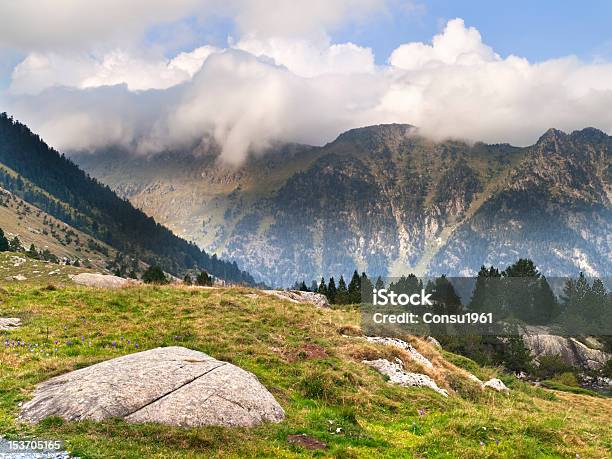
xmin=20 ymin=347 xmax=285 ymax=428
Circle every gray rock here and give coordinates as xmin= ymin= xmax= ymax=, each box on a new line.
xmin=365 ymin=336 xmax=434 ymax=369
xmin=264 ymin=290 xmax=330 ymax=308
xmin=483 ymin=378 xmax=509 ymax=393
xmin=363 ymin=358 xmax=448 ymax=397
xmin=523 ymin=334 xmax=609 ymax=371
xmin=0 ymin=318 xmax=21 ymax=330
xmin=426 ymin=336 xmax=442 ymax=349
xmin=70 ymin=273 xmax=138 ymax=289
xmin=20 ymin=347 xmax=285 ymax=428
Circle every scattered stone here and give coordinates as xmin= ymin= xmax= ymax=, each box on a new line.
xmin=366 ymin=336 xmax=434 ymax=369
xmin=287 ymin=434 xmax=327 ymax=450
xmin=426 ymin=336 xmax=442 ymax=349
xmin=0 ymin=318 xmax=21 ymax=330
xmin=10 ymin=256 xmax=26 ymax=267
xmin=363 ymin=358 xmax=448 ymax=397
xmin=70 ymin=273 xmax=138 ymax=289
xmin=264 ymin=290 xmax=330 ymax=308
xmin=483 ymin=378 xmax=509 ymax=393
xmin=467 ymin=373 xmax=484 ymax=386
xmin=20 ymin=346 xmax=285 ymax=428
xmin=5 ymin=274 xmax=27 ymax=281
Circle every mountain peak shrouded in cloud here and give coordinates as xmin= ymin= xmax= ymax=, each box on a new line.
xmin=1 ymin=3 xmax=612 ymax=164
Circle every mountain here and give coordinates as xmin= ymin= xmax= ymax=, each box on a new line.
xmin=0 ymin=113 xmax=254 ymax=284
xmin=0 ymin=186 xmax=115 ymax=271
xmin=74 ymin=124 xmax=611 ymax=286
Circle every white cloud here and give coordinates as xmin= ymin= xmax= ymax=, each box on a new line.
xmin=10 ymin=46 xmax=220 ymax=95
xmin=4 ymin=17 xmax=612 ymax=166
xmin=234 ymin=36 xmax=376 ymax=77
xmin=389 ymin=18 xmax=498 ymax=69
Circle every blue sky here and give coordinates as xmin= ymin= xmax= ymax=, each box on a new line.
xmin=333 ymin=0 xmax=612 ymax=63
xmin=148 ymin=1 xmax=612 ymax=64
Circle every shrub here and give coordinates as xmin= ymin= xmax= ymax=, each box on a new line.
xmin=142 ymin=265 xmax=169 ymax=284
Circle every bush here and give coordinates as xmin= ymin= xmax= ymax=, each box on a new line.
xmin=535 ymin=355 xmax=573 ymax=379
xmin=142 ymin=265 xmax=169 ymax=284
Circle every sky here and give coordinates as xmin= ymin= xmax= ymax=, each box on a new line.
xmin=0 ymin=0 xmax=611 ymax=164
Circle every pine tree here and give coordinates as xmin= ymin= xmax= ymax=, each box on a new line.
xmin=336 ymin=275 xmax=349 ymax=304
xmin=360 ymin=272 xmax=373 ymax=303
xmin=375 ymin=276 xmax=385 ymax=290
xmin=142 ymin=265 xmax=168 ymax=284
xmin=327 ymin=277 xmax=337 ymax=304
xmin=299 ymin=281 xmax=309 ymax=291
xmin=196 ymin=271 xmax=213 ymax=286
xmin=348 ymin=270 xmax=361 ymax=304
xmin=0 ymin=228 xmax=8 ymax=252
xmin=317 ymin=277 xmax=328 ymax=296
xmin=27 ymin=243 xmax=38 ymax=259
xmin=183 ymin=274 xmax=193 ymax=285
xmin=9 ymin=236 xmax=22 ymax=252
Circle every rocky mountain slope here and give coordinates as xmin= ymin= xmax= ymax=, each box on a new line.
xmin=74 ymin=124 xmax=611 ymax=286
xmin=0 ymin=113 xmax=254 ymax=284
xmin=1 ymin=186 xmax=115 ymax=271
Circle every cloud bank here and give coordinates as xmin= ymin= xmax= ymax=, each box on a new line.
xmin=3 ymin=14 xmax=612 ymax=164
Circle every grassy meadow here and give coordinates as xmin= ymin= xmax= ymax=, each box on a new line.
xmin=0 ymin=274 xmax=611 ymax=458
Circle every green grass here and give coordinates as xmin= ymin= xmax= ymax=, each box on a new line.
xmin=1 ymin=282 xmax=610 ymax=458
xmin=540 ymin=380 xmax=602 ymax=397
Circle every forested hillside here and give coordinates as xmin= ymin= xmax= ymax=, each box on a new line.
xmin=0 ymin=113 xmax=254 ymax=284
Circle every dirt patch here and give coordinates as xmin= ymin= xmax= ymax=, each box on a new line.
xmin=287 ymin=434 xmax=327 ymax=450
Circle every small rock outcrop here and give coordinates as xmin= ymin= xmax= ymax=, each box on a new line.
xmin=426 ymin=336 xmax=442 ymax=349
xmin=0 ymin=318 xmax=21 ymax=330
xmin=364 ymin=358 xmax=448 ymax=397
xmin=365 ymin=336 xmax=434 ymax=369
xmin=21 ymin=346 xmax=285 ymax=428
xmin=264 ymin=290 xmax=330 ymax=308
xmin=71 ymin=273 xmax=138 ymax=289
xmin=523 ymin=334 xmax=609 ymax=370
xmin=483 ymin=378 xmax=509 ymax=393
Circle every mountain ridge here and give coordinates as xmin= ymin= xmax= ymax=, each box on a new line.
xmin=73 ymin=123 xmax=611 ymax=286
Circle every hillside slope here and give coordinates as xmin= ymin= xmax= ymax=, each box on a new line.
xmin=1 ymin=281 xmax=610 ymax=457
xmin=1 ymin=187 xmax=114 ymax=271
xmin=75 ymin=125 xmax=611 ymax=286
xmin=0 ymin=113 xmax=254 ymax=284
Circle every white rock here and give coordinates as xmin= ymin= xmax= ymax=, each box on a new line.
xmin=426 ymin=336 xmax=442 ymax=348
xmin=0 ymin=318 xmax=21 ymax=330
xmin=71 ymin=273 xmax=138 ymax=289
xmin=523 ymin=334 xmax=609 ymax=371
xmin=263 ymin=290 xmax=330 ymax=308
xmin=365 ymin=336 xmax=434 ymax=369
xmin=20 ymin=346 xmax=285 ymax=428
xmin=363 ymin=358 xmax=448 ymax=397
xmin=483 ymin=378 xmax=509 ymax=393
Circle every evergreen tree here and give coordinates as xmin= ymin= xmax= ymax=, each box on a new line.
xmin=317 ymin=277 xmax=328 ymax=296
xmin=327 ymin=277 xmax=337 ymax=304
xmin=27 ymin=243 xmax=38 ymax=259
xmin=9 ymin=236 xmax=22 ymax=252
xmin=299 ymin=281 xmax=309 ymax=292
xmin=196 ymin=271 xmax=213 ymax=286
xmin=347 ymin=270 xmax=361 ymax=304
xmin=470 ymin=265 xmax=502 ymax=314
xmin=374 ymin=276 xmax=385 ymax=290
xmin=0 ymin=227 xmax=8 ymax=252
xmin=183 ymin=274 xmax=193 ymax=285
xmin=336 ymin=275 xmax=349 ymax=304
xmin=360 ymin=272 xmax=373 ymax=303
xmin=142 ymin=265 xmax=168 ymax=284
xmin=310 ymin=280 xmax=318 ymax=292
